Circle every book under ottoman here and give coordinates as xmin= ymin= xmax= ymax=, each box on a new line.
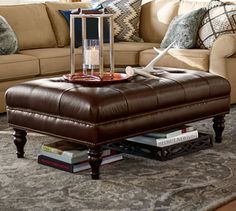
xmin=5 ymin=69 xmax=231 ymax=180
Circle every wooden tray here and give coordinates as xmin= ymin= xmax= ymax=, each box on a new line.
xmin=63 ymin=72 xmax=131 ymax=85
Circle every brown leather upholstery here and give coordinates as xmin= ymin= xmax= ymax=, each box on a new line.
xmin=6 ymin=69 xmax=230 ymax=146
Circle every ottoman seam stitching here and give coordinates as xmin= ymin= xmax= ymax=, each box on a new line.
xmin=8 ymin=110 xmax=228 ymax=146
xmin=6 ymin=95 xmax=230 ymax=126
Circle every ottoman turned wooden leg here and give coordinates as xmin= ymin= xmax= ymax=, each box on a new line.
xmin=88 ymin=146 xmax=103 ymax=180
xmin=213 ymin=115 xmax=225 ymax=143
xmin=13 ymin=128 xmax=27 ymax=158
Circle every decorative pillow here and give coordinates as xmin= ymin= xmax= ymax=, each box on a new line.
xmin=0 ymin=16 xmax=18 ymax=55
xmin=97 ymin=0 xmax=143 ymax=42
xmin=59 ymin=8 xmax=110 ymax=48
xmin=196 ymin=0 xmax=236 ymax=49
xmin=91 ymin=0 xmax=111 ymax=6
xmin=160 ymin=8 xmax=207 ymax=49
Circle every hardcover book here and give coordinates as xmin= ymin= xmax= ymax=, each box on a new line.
xmin=145 ymin=125 xmax=194 ymax=139
xmin=41 ymin=140 xmax=87 ymax=155
xmin=127 ymin=130 xmax=199 ymax=147
xmin=38 ymin=153 xmax=123 ymax=173
xmin=39 ymin=148 xmax=111 ymax=164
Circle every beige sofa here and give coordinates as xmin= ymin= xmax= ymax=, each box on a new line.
xmin=0 ymin=0 xmax=235 ymax=113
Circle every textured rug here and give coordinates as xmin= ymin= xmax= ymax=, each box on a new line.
xmin=0 ymin=107 xmax=236 ymax=211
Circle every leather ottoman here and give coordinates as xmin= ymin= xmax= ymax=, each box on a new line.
xmin=5 ymin=69 xmax=231 ymax=179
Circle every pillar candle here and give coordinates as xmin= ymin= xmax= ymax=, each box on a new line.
xmin=85 ymin=47 xmax=99 ymax=66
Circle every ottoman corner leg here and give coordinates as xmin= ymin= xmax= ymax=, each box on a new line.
xmin=88 ymin=146 xmax=103 ymax=180
xmin=13 ymin=128 xmax=27 ymax=158
xmin=213 ymin=115 xmax=225 ymax=143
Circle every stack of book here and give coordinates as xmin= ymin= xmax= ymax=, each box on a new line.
xmin=127 ymin=125 xmax=198 ymax=147
xmin=38 ymin=140 xmax=123 ymax=173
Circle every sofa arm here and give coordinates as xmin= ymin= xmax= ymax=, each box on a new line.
xmin=210 ymin=34 xmax=236 ymax=78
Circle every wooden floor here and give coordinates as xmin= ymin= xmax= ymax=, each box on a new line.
xmin=215 ymin=199 xmax=236 ymax=211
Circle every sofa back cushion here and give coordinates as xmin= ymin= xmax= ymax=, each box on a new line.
xmin=46 ymin=2 xmax=90 ymax=47
xmin=140 ymin=0 xmax=179 ymax=43
xmin=178 ymin=0 xmax=236 ymax=15
xmin=0 ymin=4 xmax=56 ymax=50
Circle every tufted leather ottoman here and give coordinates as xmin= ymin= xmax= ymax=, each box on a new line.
xmin=6 ymin=69 xmax=231 ymax=179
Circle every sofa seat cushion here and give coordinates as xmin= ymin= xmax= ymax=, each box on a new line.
xmin=21 ymin=42 xmax=158 ymax=75
xmin=21 ymin=48 xmax=82 ymax=75
xmin=74 ymin=42 xmax=159 ymax=67
xmin=139 ymin=48 xmax=210 ymax=71
xmin=0 ymin=4 xmax=57 ymax=50
xmin=0 ymin=54 xmax=39 ymax=81
xmin=102 ymin=42 xmax=159 ymax=67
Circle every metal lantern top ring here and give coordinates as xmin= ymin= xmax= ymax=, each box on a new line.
xmin=70 ymin=10 xmax=114 ymax=78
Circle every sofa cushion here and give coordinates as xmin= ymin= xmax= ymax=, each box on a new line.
xmin=0 ymin=54 xmax=39 ymax=81
xmin=139 ymin=48 xmax=210 ymax=71
xmin=45 ymin=2 xmax=90 ymax=47
xmin=21 ymin=42 xmax=158 ymax=75
xmin=140 ymin=0 xmax=179 ymax=43
xmin=21 ymin=48 xmax=82 ymax=75
xmin=103 ymin=42 xmax=159 ymax=66
xmin=0 ymin=4 xmax=57 ymax=50
xmin=178 ymin=0 xmax=236 ymax=15
xmin=178 ymin=0 xmax=208 ymax=15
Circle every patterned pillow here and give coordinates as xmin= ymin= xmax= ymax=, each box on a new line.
xmin=160 ymin=8 xmax=207 ymax=49
xmin=196 ymin=1 xmax=236 ymax=49
xmin=0 ymin=16 xmax=18 ymax=55
xmin=92 ymin=0 xmax=142 ymax=42
xmin=59 ymin=7 xmax=110 ymax=48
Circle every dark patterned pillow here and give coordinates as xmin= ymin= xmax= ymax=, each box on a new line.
xmin=59 ymin=7 xmax=110 ymax=48
xmin=196 ymin=1 xmax=236 ymax=49
xmin=160 ymin=8 xmax=207 ymax=49
xmin=0 ymin=16 xmax=18 ymax=55
xmin=92 ymin=0 xmax=142 ymax=42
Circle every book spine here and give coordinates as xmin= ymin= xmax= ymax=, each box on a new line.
xmin=38 ymin=155 xmax=73 ymax=173
xmin=38 ymin=153 xmax=123 ymax=173
xmin=156 ymin=130 xmax=198 ymax=147
xmin=39 ymin=149 xmax=111 ymax=164
xmin=73 ymin=154 xmax=123 ymax=173
xmin=126 ymin=136 xmax=156 ymax=146
xmin=41 ymin=145 xmax=64 ymax=155
xmin=39 ymin=150 xmax=78 ymax=164
xmin=146 ymin=126 xmax=194 ymax=139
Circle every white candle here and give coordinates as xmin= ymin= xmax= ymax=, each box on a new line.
xmin=85 ymin=47 xmax=99 ymax=66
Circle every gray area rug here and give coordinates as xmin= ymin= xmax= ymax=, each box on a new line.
xmin=0 ymin=107 xmax=236 ymax=211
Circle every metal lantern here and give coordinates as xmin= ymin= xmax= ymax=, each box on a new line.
xmin=70 ymin=11 xmax=114 ymax=78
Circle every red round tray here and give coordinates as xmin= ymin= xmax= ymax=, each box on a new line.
xmin=63 ymin=72 xmax=131 ymax=85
